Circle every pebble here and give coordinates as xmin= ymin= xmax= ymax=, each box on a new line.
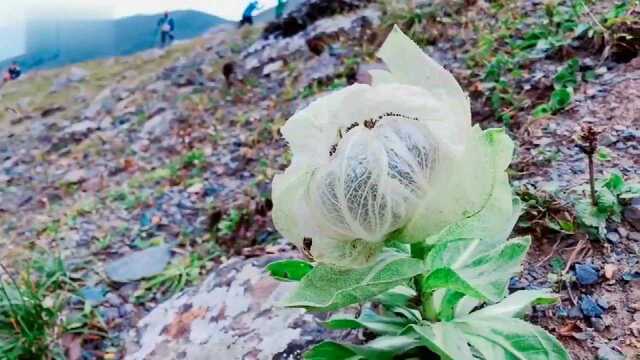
xmin=606 ymin=232 xmax=621 ymax=243
xmin=581 ymin=295 xmax=605 ymax=318
xmin=597 ymin=345 xmax=625 ymax=360
xmin=591 ymin=317 xmax=606 ymax=332
xmin=629 ymin=232 xmax=640 ymax=241
xmin=616 ymin=227 xmax=628 ymax=238
xmin=624 ymin=199 xmax=640 ymax=231
xmin=508 ymin=277 xmax=529 ymax=291
xmin=568 ymin=305 xmax=584 ymax=319
xmin=554 ymin=305 xmax=568 ymax=318
xmin=575 ymin=263 xmax=600 ymax=285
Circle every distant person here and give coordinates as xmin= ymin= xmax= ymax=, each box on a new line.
xmin=275 ymin=0 xmax=287 ymax=20
xmin=2 ymin=61 xmax=21 ymax=86
xmin=239 ymin=1 xmax=262 ymax=27
xmin=8 ymin=62 xmax=21 ymax=80
xmin=157 ymin=11 xmax=176 ymax=47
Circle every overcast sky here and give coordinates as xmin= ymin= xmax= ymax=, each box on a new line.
xmin=0 ymin=0 xmax=278 ymax=26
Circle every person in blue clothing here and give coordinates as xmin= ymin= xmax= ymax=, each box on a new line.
xmin=275 ymin=0 xmax=288 ymax=20
xmin=157 ymin=11 xmax=176 ymax=47
xmin=239 ymin=1 xmax=262 ymax=27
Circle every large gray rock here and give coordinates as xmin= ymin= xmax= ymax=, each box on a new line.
xmin=125 ymin=247 xmax=353 ymax=360
xmin=142 ymin=111 xmax=177 ymax=138
xmin=63 ymin=120 xmax=99 ymax=137
xmin=106 ymin=245 xmax=172 ymax=283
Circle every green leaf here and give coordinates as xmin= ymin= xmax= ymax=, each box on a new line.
xmin=549 ymin=87 xmax=573 ymax=111
xmin=304 ymin=336 xmax=422 ymax=360
xmin=549 ymin=256 xmax=566 ymax=274
xmin=425 ymin=197 xmax=522 ymax=246
xmin=532 ymin=104 xmax=552 ymax=118
xmin=423 ymin=237 xmax=531 ymax=302
xmin=455 ymin=317 xmax=570 ymax=360
xmin=464 ymin=290 xmax=558 ymax=319
xmin=404 ymin=323 xmax=474 ymax=360
xmin=323 ymin=308 xmax=409 ymax=335
xmin=553 ymin=59 xmax=580 ymax=89
xmin=621 ymin=183 xmax=640 ymax=199
xmin=575 ymin=199 xmax=607 ymax=237
xmin=285 ymin=252 xmax=426 ymax=312
xmin=266 ymin=259 xmax=314 ymax=282
xmin=596 ymin=188 xmax=621 ymax=214
xmin=373 ymin=285 xmax=416 ymax=308
xmin=402 ymin=127 xmax=516 ymax=246
xmin=437 ymin=290 xmax=466 ymax=321
xmin=596 ymin=147 xmax=612 ymax=161
xmin=603 ymin=171 xmax=625 ymax=194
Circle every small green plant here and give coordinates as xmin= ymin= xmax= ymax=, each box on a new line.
xmin=181 ymin=149 xmax=206 ymax=168
xmin=575 ymin=171 xmax=640 ymax=237
xmin=0 ymin=260 xmax=70 ymax=359
xmin=108 ymin=188 xmax=149 ymax=210
xmin=134 ymin=254 xmax=208 ymax=303
xmin=532 ymin=59 xmax=580 ymax=118
xmin=217 ymin=209 xmax=242 ymax=237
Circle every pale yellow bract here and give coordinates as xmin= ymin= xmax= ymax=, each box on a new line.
xmin=272 ymin=26 xmax=515 ymax=268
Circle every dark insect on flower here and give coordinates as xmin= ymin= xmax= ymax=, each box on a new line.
xmin=345 ymin=122 xmax=359 ymax=133
xmin=363 ymin=119 xmax=378 ymax=129
xmin=329 ymin=144 xmax=338 ymax=156
xmin=301 ymin=237 xmax=314 ymax=260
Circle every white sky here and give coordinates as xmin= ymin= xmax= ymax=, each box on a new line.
xmin=0 ymin=0 xmax=278 ymax=26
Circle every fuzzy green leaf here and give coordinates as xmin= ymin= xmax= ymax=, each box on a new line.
xmin=266 ymin=259 xmax=314 ymax=282
xmin=465 ymin=290 xmax=558 ymax=319
xmin=304 ymin=336 xmax=421 ymax=360
xmin=422 ymin=236 xmax=531 ymax=302
xmin=404 ymin=322 xmax=474 ymax=360
xmin=323 ymin=308 xmax=410 ymax=335
xmin=285 ymin=252 xmax=426 ymax=312
xmin=455 ymin=317 xmax=570 ymax=360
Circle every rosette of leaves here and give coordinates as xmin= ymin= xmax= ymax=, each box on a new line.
xmin=269 ymin=26 xmax=569 ymax=359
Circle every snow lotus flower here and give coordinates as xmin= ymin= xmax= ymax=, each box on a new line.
xmin=272 ymin=26 xmax=517 ymax=268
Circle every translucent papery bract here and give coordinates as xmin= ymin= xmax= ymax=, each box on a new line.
xmin=307 ymin=119 xmax=435 ymax=243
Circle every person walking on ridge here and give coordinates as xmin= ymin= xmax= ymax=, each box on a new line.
xmin=239 ymin=1 xmax=262 ymax=27
xmin=8 ymin=62 xmax=21 ymax=80
xmin=275 ymin=0 xmax=288 ymax=20
xmin=157 ymin=11 xmax=176 ymax=48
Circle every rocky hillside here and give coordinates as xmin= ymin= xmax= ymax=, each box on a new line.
xmin=0 ymin=0 xmax=639 ymax=359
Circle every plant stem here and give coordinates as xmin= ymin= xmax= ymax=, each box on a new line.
xmin=409 ymin=243 xmax=437 ymax=321
xmin=588 ymin=153 xmax=597 ymax=206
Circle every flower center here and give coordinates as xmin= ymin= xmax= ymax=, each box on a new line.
xmin=329 ymin=112 xmax=420 ymax=157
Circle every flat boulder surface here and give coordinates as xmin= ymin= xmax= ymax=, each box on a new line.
xmin=125 ymin=246 xmax=350 ymax=360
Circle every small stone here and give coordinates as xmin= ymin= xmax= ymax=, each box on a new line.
xmin=606 ymin=232 xmax=621 ymax=243
xmin=624 ymin=198 xmax=640 ymax=230
xmin=575 ymin=263 xmax=600 ymax=285
xmin=508 ymin=276 xmax=529 ymax=291
xmin=591 ymin=317 xmax=606 ymax=331
xmin=604 ymin=264 xmax=618 ymax=280
xmin=616 ymin=227 xmax=628 ymax=238
xmin=554 ymin=305 xmax=569 ymax=318
xmin=262 ymin=60 xmax=284 ymax=76
xmin=600 ymin=133 xmax=618 ymax=146
xmin=568 ymin=305 xmax=583 ymax=319
xmin=581 ymin=295 xmax=604 ymax=318
xmin=596 ymin=297 xmax=609 ymax=309
xmin=629 ymin=232 xmax=640 ymax=241
xmin=105 ymin=293 xmax=123 ymax=307
xmin=62 ymin=169 xmax=89 ymax=184
xmin=597 ymin=344 xmax=625 ymax=360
